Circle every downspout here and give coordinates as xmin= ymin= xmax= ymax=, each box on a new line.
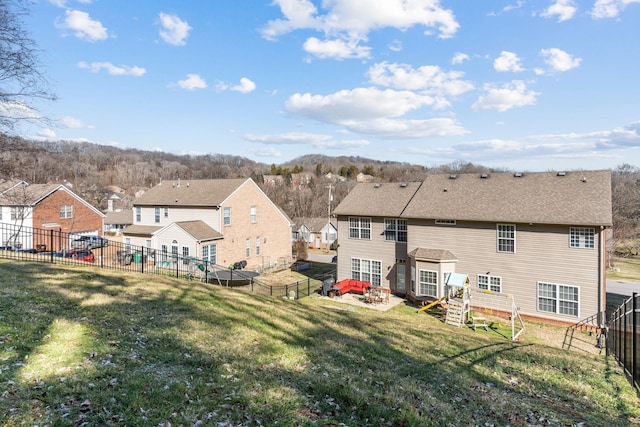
xmin=598 ymin=226 xmax=605 ymax=327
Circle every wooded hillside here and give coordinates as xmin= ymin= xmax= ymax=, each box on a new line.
xmin=1 ymin=134 xmax=638 ymax=255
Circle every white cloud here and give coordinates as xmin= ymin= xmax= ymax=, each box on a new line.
xmin=303 ymin=37 xmax=371 ymax=60
xmin=61 ymin=116 xmax=93 ymax=129
xmin=158 ymin=12 xmax=191 ymax=46
xmin=243 ymin=132 xmax=369 ymax=149
xmin=472 ymin=80 xmax=539 ymax=112
xmin=232 ymin=77 xmax=256 ymax=94
xmin=286 ymin=87 xmax=436 ymax=123
xmin=284 ymin=87 xmax=467 ymax=138
xmin=261 ymin=0 xmax=459 ymax=59
xmin=218 ymin=77 xmax=256 ymax=94
xmin=78 ymin=61 xmax=146 ymax=76
xmin=57 ymin=10 xmax=108 ymax=42
xmin=388 ymin=40 xmax=403 ymax=52
xmin=451 ymin=52 xmax=470 ymax=65
xmin=38 ymin=128 xmax=57 ymax=139
xmin=591 ymin=0 xmax=640 ymax=18
xmin=367 ymin=62 xmax=473 ymax=97
xmin=493 ymin=51 xmax=524 ymax=73
xmin=175 ymin=74 xmax=207 ymax=90
xmin=539 ymin=48 xmax=582 ymax=72
xmin=346 ymin=118 xmax=468 ymax=139
xmin=0 ymin=101 xmax=40 ymax=121
xmin=251 ymin=146 xmax=283 ymax=157
xmin=541 ymin=0 xmax=578 ymax=22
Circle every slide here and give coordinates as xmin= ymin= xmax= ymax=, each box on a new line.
xmin=417 ymin=296 xmax=446 ymax=313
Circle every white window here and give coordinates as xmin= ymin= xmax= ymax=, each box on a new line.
xmin=155 ymin=207 xmax=160 ymax=223
xmin=135 ymin=207 xmax=141 ymax=222
xmin=161 ymin=244 xmax=168 ymax=261
xmin=164 ymin=207 xmax=169 ymax=218
xmin=223 ymin=207 xmax=231 ymax=226
xmin=570 ymin=227 xmax=594 ymax=249
xmin=182 ymin=246 xmax=189 ymax=265
xmin=351 ymin=258 xmax=381 ymax=286
xmin=171 ymin=244 xmax=178 ymax=260
xmin=202 ymin=244 xmax=217 ymax=265
xmin=246 ymin=238 xmax=251 ymax=257
xmin=256 ymin=236 xmax=260 ymax=256
xmin=477 ymin=274 xmax=502 ymax=293
xmin=418 ymin=270 xmax=438 ymax=297
xmin=146 ymin=240 xmax=151 ymax=248
xmin=250 ymin=206 xmax=257 ymax=223
xmin=60 ymin=205 xmax=73 ymax=219
xmin=537 ymin=282 xmax=579 ymax=317
xmin=497 ymin=224 xmax=515 ymax=253
xmin=384 ymin=219 xmax=407 ymax=242
xmin=349 ymin=217 xmax=371 ymax=239
xmin=10 ymin=207 xmax=18 ymax=220
xmin=396 ymin=263 xmax=405 ymax=291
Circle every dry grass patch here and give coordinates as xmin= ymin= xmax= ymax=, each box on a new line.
xmin=0 ymin=260 xmax=638 ymax=426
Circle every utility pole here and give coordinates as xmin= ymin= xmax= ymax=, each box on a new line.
xmin=327 ymin=184 xmax=333 ymax=252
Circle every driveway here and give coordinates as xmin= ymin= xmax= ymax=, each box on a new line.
xmin=607 ymin=280 xmax=639 ymax=297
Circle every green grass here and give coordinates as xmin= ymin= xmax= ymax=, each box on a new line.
xmin=1 ymin=260 xmax=639 ymax=426
xmin=607 ymin=255 xmax=640 ymax=281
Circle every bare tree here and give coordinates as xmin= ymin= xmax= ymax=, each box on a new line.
xmin=0 ymin=0 xmax=55 ymax=132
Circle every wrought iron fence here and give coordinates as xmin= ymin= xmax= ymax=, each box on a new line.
xmin=0 ymin=222 xmax=332 ymax=300
xmin=607 ymin=292 xmax=639 ymax=393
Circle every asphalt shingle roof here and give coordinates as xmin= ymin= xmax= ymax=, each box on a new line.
xmin=334 ymin=171 xmax=612 ymax=226
xmin=134 ymin=179 xmax=248 ymax=207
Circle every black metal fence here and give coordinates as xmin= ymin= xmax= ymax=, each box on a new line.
xmin=0 ymin=222 xmax=331 ymax=299
xmin=607 ymin=292 xmax=639 ymax=393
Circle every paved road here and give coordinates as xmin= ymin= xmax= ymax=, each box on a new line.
xmin=607 ymin=280 xmax=639 ymax=297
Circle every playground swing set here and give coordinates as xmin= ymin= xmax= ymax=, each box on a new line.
xmin=417 ymin=272 xmax=525 ymax=341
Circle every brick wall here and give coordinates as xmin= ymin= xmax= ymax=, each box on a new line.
xmin=32 ymin=189 xmax=103 ymax=235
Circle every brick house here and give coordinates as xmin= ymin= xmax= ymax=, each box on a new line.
xmin=123 ymin=178 xmax=292 ymax=270
xmin=0 ymin=181 xmax=105 ymax=250
xmin=332 ymin=171 xmax=612 ymax=324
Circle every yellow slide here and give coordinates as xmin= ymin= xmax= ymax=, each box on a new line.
xmin=417 ymin=296 xmax=446 ymax=313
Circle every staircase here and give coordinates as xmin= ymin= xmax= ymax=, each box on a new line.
xmin=445 ymin=300 xmax=468 ymax=327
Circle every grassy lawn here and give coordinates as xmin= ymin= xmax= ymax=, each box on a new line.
xmin=607 ymin=255 xmax=640 ymax=282
xmin=1 ymin=260 xmax=639 ymax=426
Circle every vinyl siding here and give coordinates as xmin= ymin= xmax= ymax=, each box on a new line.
xmin=336 ymin=216 xmax=407 ymax=289
xmin=137 ymin=206 xmax=218 ymax=228
xmin=408 ymin=220 xmax=602 ymax=321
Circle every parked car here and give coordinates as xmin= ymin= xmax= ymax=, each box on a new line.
xmin=66 ymin=249 xmax=95 ymax=263
xmin=70 ymin=235 xmax=109 ymax=250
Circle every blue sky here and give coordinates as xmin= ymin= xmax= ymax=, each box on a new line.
xmin=20 ymin=0 xmax=640 ymax=171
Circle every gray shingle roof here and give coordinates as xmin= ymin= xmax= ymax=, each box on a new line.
xmin=175 ymin=220 xmax=223 ymax=241
xmin=104 ymin=210 xmax=133 ymax=225
xmin=122 ymin=225 xmax=162 ymax=237
xmin=332 ymin=182 xmax=422 ymax=217
xmin=134 ymin=179 xmax=248 ymax=207
xmin=408 ymin=248 xmax=458 ymax=262
xmin=334 ymin=171 xmax=612 ymax=226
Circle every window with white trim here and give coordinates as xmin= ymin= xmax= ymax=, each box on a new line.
xmin=60 ymin=204 xmax=73 ymax=219
xmin=349 ymin=217 xmax=371 ymax=239
xmin=497 ymin=224 xmax=515 ymax=253
xmin=418 ymin=270 xmax=438 ymax=297
xmin=477 ymin=274 xmax=502 ymax=292
xmin=246 ymin=238 xmax=251 ymax=257
xmin=202 ymin=244 xmax=217 ymax=265
xmin=154 ymin=207 xmax=160 ymax=223
xmin=135 ymin=207 xmax=141 ymax=222
xmin=250 ymin=206 xmax=257 ymax=223
xmin=351 ymin=257 xmax=381 ymax=286
xmin=161 ymin=244 xmax=168 ymax=261
xmin=537 ymin=282 xmax=579 ymax=317
xmin=384 ymin=218 xmax=407 ymax=242
xmin=223 ymin=207 xmax=231 ymax=226
xmin=164 ymin=207 xmax=169 ymax=218
xmin=570 ymin=227 xmax=594 ymax=249
xmin=182 ymin=246 xmax=189 ymax=264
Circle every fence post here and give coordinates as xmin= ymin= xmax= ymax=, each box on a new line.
xmin=633 ymin=293 xmax=638 ymax=391
xmin=49 ymin=229 xmax=54 ymax=263
xmin=141 ymin=247 xmax=145 ymax=274
xmin=285 ymin=284 xmax=288 ymax=299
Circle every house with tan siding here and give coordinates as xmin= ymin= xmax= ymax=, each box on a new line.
xmin=332 ymin=171 xmax=612 ymax=324
xmin=123 ymin=178 xmax=292 ymax=270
